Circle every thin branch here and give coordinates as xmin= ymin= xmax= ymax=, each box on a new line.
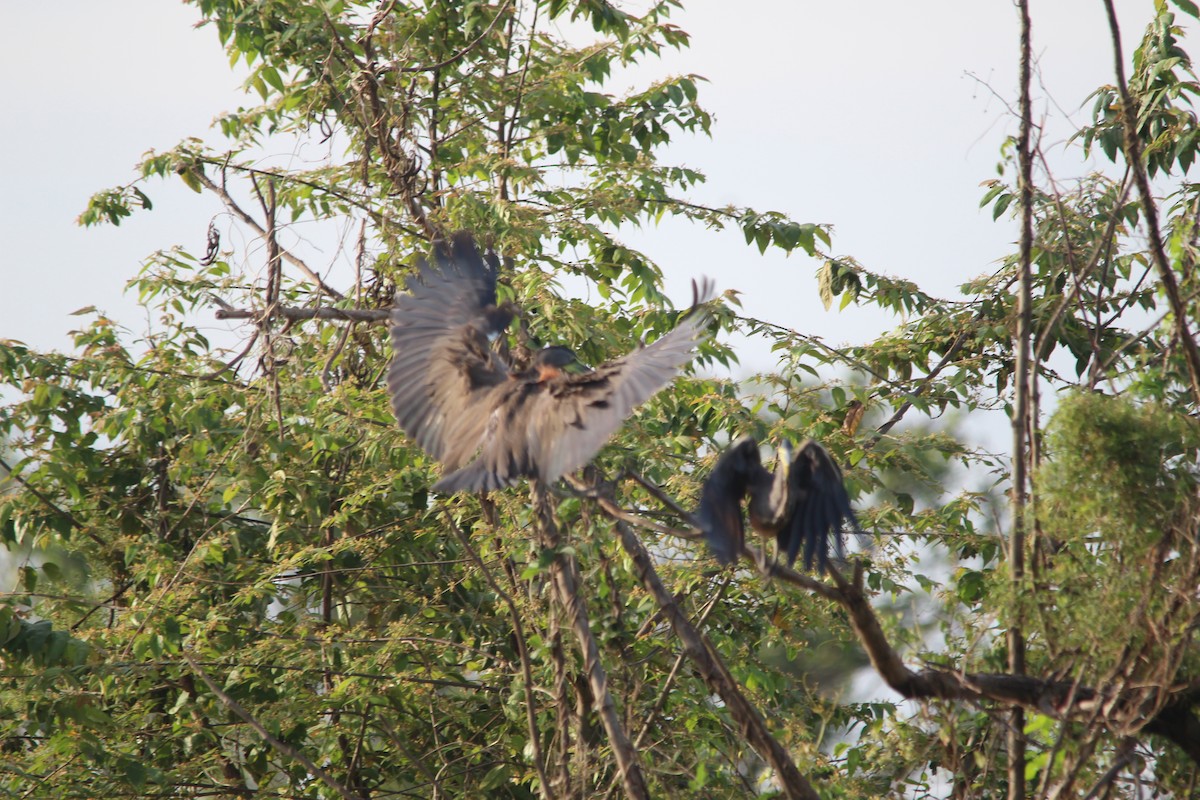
xmin=626 ymin=470 xmax=697 ymax=522
xmin=568 ymin=474 xmax=698 ymax=539
xmin=531 ymin=480 xmax=649 ymax=799
xmin=183 ymin=652 xmax=366 ymax=800
xmin=567 ymin=473 xmax=840 ymax=602
xmin=444 ymin=512 xmax=552 ymax=798
xmin=870 ymin=329 xmax=969 ymax=443
xmin=738 ymin=313 xmax=900 ymax=387
xmin=321 ymin=219 xmax=369 ymax=391
xmin=193 ymin=168 xmax=346 ymax=301
xmin=71 ymin=580 xmax=133 ymax=631
xmin=1095 ymin=281 xmax=1200 ymax=376
xmin=0 ymin=456 xmax=107 ymax=549
xmin=504 ymin=0 xmax=539 ymax=164
xmin=1031 ymin=165 xmax=1134 ymax=366
xmin=608 ymin=514 xmax=821 ymax=800
xmin=378 ymin=0 xmax=515 ymax=74
xmin=605 ymin=582 xmax=727 ymax=800
xmin=631 ymin=575 xmax=728 ymax=750
xmin=215 ymin=305 xmax=388 ymax=323
xmin=193 ymin=156 xmax=423 ymax=238
xmin=1079 ymin=739 xmax=1136 ymax=800
xmin=374 ymin=716 xmax=447 ymax=798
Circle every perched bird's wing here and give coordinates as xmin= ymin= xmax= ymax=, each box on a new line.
xmin=387 ymin=234 xmax=512 ymax=470
xmin=780 ymin=439 xmax=856 ymax=572
xmin=696 ymin=435 xmax=766 ymax=564
xmin=433 ymin=279 xmax=714 ymax=492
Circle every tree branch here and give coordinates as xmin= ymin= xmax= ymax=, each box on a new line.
xmin=570 ymin=472 xmax=1200 ymax=767
xmin=1101 ymin=0 xmax=1200 ymax=407
xmin=823 ymin=566 xmax=1200 ymax=763
xmin=531 ymin=480 xmax=649 ymax=799
xmin=444 ymin=512 xmax=552 ymax=797
xmin=215 ymin=305 xmax=388 ymax=323
xmin=870 ymin=328 xmax=969 ymax=443
xmin=0 ymin=456 xmax=108 ymax=549
xmin=183 ymin=652 xmax=366 ymax=800
xmin=193 ymin=168 xmax=346 ymax=301
xmin=377 ymin=0 xmax=514 ymax=74
xmin=1009 ymin=2 xmax=1035 ymax=796
xmin=609 ymin=515 xmax=821 ymax=800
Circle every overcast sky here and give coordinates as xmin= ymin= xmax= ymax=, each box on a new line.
xmin=0 ymin=1 xmax=1163 ymax=369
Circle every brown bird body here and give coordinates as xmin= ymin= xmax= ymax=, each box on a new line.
xmin=387 ymin=234 xmax=713 ymax=492
xmin=697 ymin=435 xmax=856 ymax=572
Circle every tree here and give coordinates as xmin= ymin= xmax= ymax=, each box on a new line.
xmin=2 ymin=0 xmax=1200 ymax=797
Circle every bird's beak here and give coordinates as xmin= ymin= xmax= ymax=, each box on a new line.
xmin=776 ymin=441 xmax=794 ymax=477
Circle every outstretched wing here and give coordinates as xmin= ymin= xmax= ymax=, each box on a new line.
xmin=696 ymin=435 xmax=765 ymax=565
xmin=433 ymin=280 xmax=714 ymax=492
xmin=780 ymin=439 xmax=856 ymax=572
xmin=387 ymin=234 xmax=512 ymax=470
xmin=430 ymin=381 xmax=539 ymax=492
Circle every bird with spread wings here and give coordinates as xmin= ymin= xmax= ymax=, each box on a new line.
xmin=387 ymin=233 xmax=713 ymax=493
xmin=697 ymin=435 xmax=857 ymax=572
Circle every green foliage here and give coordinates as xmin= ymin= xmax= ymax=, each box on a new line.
xmin=1041 ymin=391 xmax=1199 ymax=541
xmin=1079 ymin=2 xmax=1200 ymax=176
xmin=1014 ymin=393 xmax=1200 ymax=689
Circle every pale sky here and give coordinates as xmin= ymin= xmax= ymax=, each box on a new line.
xmin=0 ymin=1 xmax=1159 ymax=370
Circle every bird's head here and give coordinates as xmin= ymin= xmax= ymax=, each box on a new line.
xmin=533 ymin=346 xmax=585 ymax=381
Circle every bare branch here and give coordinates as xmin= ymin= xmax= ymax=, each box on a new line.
xmin=215 ymin=305 xmax=388 ymax=323
xmin=193 ymin=168 xmax=346 ymax=301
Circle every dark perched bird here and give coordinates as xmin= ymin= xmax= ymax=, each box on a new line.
xmin=387 ymin=233 xmax=713 ymax=493
xmin=696 ymin=435 xmax=857 ymax=572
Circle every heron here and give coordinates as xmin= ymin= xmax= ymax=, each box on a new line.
xmin=696 ymin=435 xmax=856 ymax=572
xmin=387 ymin=233 xmax=713 ymax=493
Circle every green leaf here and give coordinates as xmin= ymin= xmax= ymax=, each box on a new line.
xmin=1172 ymin=0 xmax=1200 ymax=18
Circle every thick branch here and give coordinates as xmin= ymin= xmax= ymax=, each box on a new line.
xmin=826 ymin=567 xmax=1200 ymax=764
xmin=1010 ymin=2 xmax=1034 ymax=797
xmin=570 ymin=471 xmax=1200 ymax=767
xmin=1145 ymin=701 xmax=1200 ymax=765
